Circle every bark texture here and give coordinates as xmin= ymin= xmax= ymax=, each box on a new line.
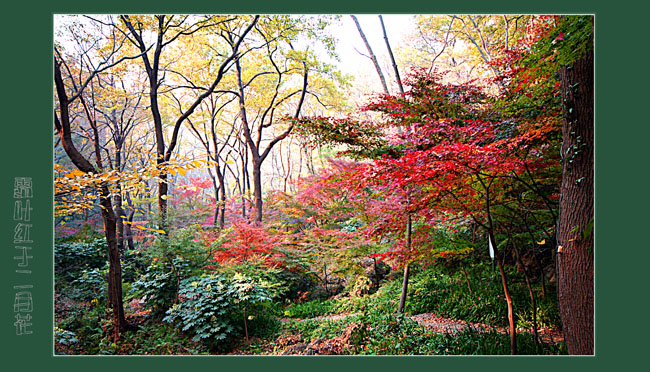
xmin=557 ymin=49 xmax=594 ymax=355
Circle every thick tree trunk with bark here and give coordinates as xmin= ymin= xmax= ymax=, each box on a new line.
xmin=252 ymin=162 xmax=263 ymax=222
xmin=557 ymin=48 xmax=594 ymax=355
xmin=158 ymin=172 xmax=169 ymax=232
xmin=125 ymin=209 xmax=135 ymax=251
xmin=114 ymin=148 xmax=126 ymax=253
xmin=100 ymin=185 xmax=128 ymax=336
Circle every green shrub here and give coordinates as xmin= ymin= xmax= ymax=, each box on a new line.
xmin=143 ymin=226 xmax=211 ymax=270
xmin=163 ymin=272 xmax=277 ymax=350
xmin=416 ymin=327 xmax=567 ymax=355
xmin=55 ymin=239 xmax=107 ymax=283
xmin=217 ymin=262 xmax=287 ymax=300
xmin=407 ymin=267 xmax=503 ymax=324
xmin=281 ymin=315 xmax=363 ymax=344
xmin=361 ymin=313 xmax=428 ymax=355
xmin=163 ymin=274 xmax=237 ymax=347
xmin=70 ymin=265 xmax=108 ymax=301
xmin=404 ymin=263 xmax=560 ymax=329
xmin=108 ymin=320 xmax=209 ymax=355
xmin=131 ymin=259 xmax=190 ymax=316
xmin=56 ymin=303 xmax=111 ymax=354
xmin=515 ymin=286 xmax=562 ymax=330
xmin=282 ymin=298 xmax=338 ymax=318
xmin=333 ymin=279 xmax=401 ymax=316
xmin=121 ymin=249 xmax=147 ymax=283
xmin=54 ymin=327 xmax=79 ymax=354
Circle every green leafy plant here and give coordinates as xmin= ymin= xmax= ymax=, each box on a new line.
xmin=417 ymin=327 xmax=567 ymax=355
xmin=230 ymin=272 xmax=274 ymax=340
xmin=56 ymin=302 xmax=110 ymax=354
xmin=283 ymin=298 xmax=337 ymax=318
xmin=132 ymin=259 xmax=190 ymax=316
xmin=361 ymin=313 xmax=427 ymax=355
xmin=110 ymin=320 xmax=208 ymax=355
xmin=144 ymin=226 xmax=212 ymax=270
xmin=70 ymin=265 xmax=108 ymax=301
xmin=54 ymin=326 xmax=79 ymax=355
xmin=55 ymin=239 xmax=107 ymax=283
xmin=164 ymin=274 xmax=237 ymax=347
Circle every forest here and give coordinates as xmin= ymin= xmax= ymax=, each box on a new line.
xmin=53 ymin=14 xmax=594 ymax=356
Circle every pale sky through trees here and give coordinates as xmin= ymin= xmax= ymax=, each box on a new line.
xmin=332 ymin=14 xmax=415 ymax=96
xmin=332 ymin=14 xmax=414 ymax=75
xmin=53 ymin=14 xmax=415 ymax=96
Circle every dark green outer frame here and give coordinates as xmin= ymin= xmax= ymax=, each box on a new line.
xmin=1 ymin=0 xmax=645 ymax=371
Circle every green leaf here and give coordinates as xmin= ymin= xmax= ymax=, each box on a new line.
xmin=583 ymin=218 xmax=594 ymax=239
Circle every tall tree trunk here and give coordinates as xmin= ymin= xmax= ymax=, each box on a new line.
xmin=125 ymin=209 xmax=135 ymax=251
xmin=303 ymin=146 xmax=314 ymax=175
xmin=211 ymin=164 xmax=227 ymax=229
xmin=398 ymin=214 xmax=412 ymax=313
xmin=243 ymin=308 xmax=249 ymax=342
xmin=100 ymin=185 xmax=128 ymax=337
xmin=252 ymin=161 xmax=263 ymax=222
xmin=114 ymin=147 xmax=125 ymax=253
xmin=219 ymin=172 xmax=226 ymax=228
xmin=557 ymin=39 xmax=594 ymax=355
xmin=158 ymin=172 xmax=168 ymax=232
xmin=208 ymin=168 xmax=220 ymax=226
xmin=239 ymin=137 xmax=248 ymax=218
xmin=534 ymin=249 xmax=547 ymax=300
xmin=351 ymin=15 xmax=390 ymax=95
xmin=378 ymin=15 xmax=404 ymax=94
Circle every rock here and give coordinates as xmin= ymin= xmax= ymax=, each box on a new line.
xmin=357 ymin=257 xmax=391 ymax=287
